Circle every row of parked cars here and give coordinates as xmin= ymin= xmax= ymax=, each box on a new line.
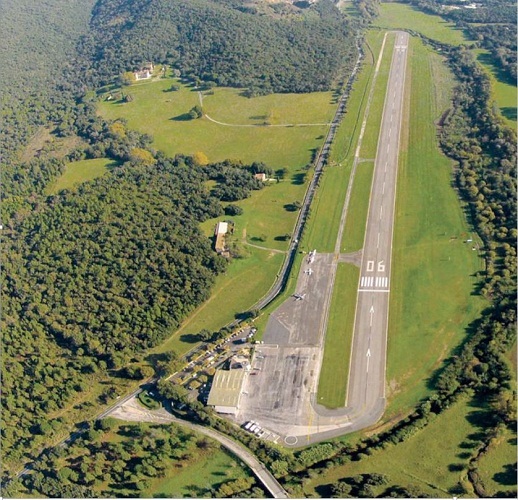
xmin=242 ymin=420 xmax=265 ymax=437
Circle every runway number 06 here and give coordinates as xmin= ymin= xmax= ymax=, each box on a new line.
xmin=366 ymin=260 xmax=385 ymax=273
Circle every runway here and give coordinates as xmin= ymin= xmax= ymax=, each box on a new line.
xmin=344 ymin=30 xmax=409 ymax=423
xmin=238 ymin=32 xmax=410 ymax=444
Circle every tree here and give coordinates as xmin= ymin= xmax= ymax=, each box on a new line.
xmin=331 ymin=480 xmax=353 ymax=497
xmin=189 ymin=105 xmax=203 ymax=119
xmin=196 ymin=329 xmax=213 ymax=342
xmin=156 ymin=379 xmax=188 ymax=402
xmin=224 ymin=204 xmax=243 ymax=216
xmin=192 ymin=151 xmax=209 ymax=165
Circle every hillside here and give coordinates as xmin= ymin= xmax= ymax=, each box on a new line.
xmin=78 ymin=0 xmax=356 ymax=94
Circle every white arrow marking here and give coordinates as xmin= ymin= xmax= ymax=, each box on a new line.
xmin=369 ymin=306 xmax=374 ymax=326
xmin=366 ymin=348 xmax=371 ymax=373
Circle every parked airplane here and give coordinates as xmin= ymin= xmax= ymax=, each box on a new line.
xmin=293 ymin=293 xmax=306 ymax=301
xmin=304 ymin=268 xmax=313 ymax=276
xmin=307 ymin=249 xmax=316 ymax=264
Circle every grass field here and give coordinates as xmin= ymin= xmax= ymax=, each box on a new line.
xmin=155 ymin=246 xmax=284 ymax=355
xmin=375 ymin=2 xmax=516 ymax=130
xmin=341 ymin=161 xmax=374 ymax=253
xmin=200 ymin=174 xmax=310 ymax=252
xmin=304 ymin=395 xmax=492 ymax=497
xmin=376 ymin=2 xmax=473 ymax=45
xmin=385 ymin=37 xmax=485 ymax=417
xmin=477 ymin=427 xmax=518 ymax=496
xmin=145 ymin=447 xmax=250 ymax=498
xmin=46 ymin=158 xmax=116 ymax=194
xmin=98 ymin=80 xmax=335 ymax=169
xmin=474 ymin=48 xmax=517 ymax=130
xmin=317 ymin=263 xmax=359 ymax=408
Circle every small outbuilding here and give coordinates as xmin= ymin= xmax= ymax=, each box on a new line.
xmin=214 ymin=221 xmax=229 ymax=254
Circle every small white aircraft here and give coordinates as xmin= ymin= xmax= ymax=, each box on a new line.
xmin=304 ymin=268 xmax=313 ymax=276
xmin=294 ymin=293 xmax=306 ymax=301
xmin=307 ymin=249 xmax=316 ymax=264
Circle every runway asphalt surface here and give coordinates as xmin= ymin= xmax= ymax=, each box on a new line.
xmin=238 ymin=31 xmax=410 ymax=445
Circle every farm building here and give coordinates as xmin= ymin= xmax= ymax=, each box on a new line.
xmin=134 ymin=62 xmax=154 ymax=80
xmin=254 ymin=173 xmax=267 ymax=182
xmin=207 ymin=369 xmax=247 ymax=415
xmin=214 ymin=221 xmax=229 ymax=254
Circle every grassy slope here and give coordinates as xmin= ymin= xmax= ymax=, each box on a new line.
xmin=156 ymin=247 xmax=284 ymax=355
xmin=46 ymin=158 xmax=116 ymax=194
xmin=304 ymin=395 xmax=491 ymax=497
xmin=385 ymin=37 xmax=485 ymax=417
xmin=98 ymin=80 xmax=334 ymax=168
xmin=317 ymin=263 xmax=359 ymax=408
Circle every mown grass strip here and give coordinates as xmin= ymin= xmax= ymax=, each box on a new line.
xmin=341 ymin=161 xmax=375 ymax=253
xmin=329 ymin=30 xmax=386 ymax=165
xmin=386 ymin=37 xmax=485 ymax=416
xmin=317 ymin=263 xmax=359 ymax=409
xmin=359 ymin=33 xmax=395 ymax=159
xmin=303 ymin=164 xmax=352 ymax=253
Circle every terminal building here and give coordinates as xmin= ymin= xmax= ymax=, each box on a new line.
xmin=206 ymin=368 xmax=246 ymax=415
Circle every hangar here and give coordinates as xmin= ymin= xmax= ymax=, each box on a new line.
xmin=207 ymin=369 xmax=246 ymax=415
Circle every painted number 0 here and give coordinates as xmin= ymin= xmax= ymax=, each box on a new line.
xmin=366 ymin=260 xmax=385 ymax=272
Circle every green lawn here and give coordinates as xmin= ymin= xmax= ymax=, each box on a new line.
xmin=98 ymin=80 xmax=334 ymax=169
xmin=317 ymin=263 xmax=359 ymax=408
xmin=46 ymin=158 xmax=116 ymax=194
xmin=304 ymin=395 xmax=492 ymax=498
xmin=145 ymin=447 xmax=251 ymax=498
xmin=477 ymin=428 xmax=518 ymax=497
xmin=385 ymin=37 xmax=485 ymax=417
xmin=341 ymin=161 xmax=374 ymax=253
xmin=376 ymin=2 xmax=473 ymax=45
xmin=155 ymin=246 xmax=284 ymax=355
